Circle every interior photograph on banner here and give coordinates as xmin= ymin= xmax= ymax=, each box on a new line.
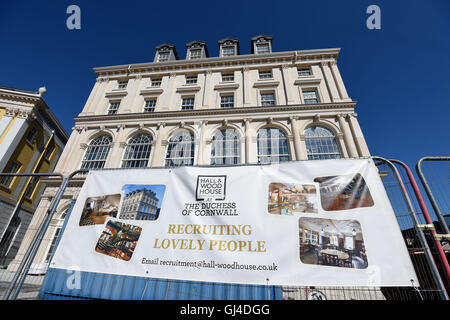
xmin=299 ymin=217 xmax=368 ymax=269
xmin=95 ymin=220 xmax=142 ymax=261
xmin=118 ymin=184 xmax=166 ymax=221
xmin=313 ymin=173 xmax=374 ymax=211
xmin=79 ymin=194 xmax=121 ymax=226
xmin=268 ymin=183 xmax=318 ymax=215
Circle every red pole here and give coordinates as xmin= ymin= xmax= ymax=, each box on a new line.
xmin=390 ymin=159 xmax=450 ymax=283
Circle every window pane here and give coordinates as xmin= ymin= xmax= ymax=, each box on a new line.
xmin=81 ymin=135 xmax=112 ymax=169
xmin=165 ymin=130 xmax=194 ymax=167
xmin=298 ymin=68 xmax=312 ymax=76
xmin=151 ymin=78 xmax=162 ymax=87
xmin=118 ymin=81 xmax=128 ymax=89
xmin=158 ymin=52 xmax=169 ymax=62
xmin=24 ymin=176 xmax=39 ymax=198
xmin=303 ymin=90 xmax=318 ymax=104
xmin=222 ymin=47 xmax=235 ymax=56
xmin=211 ymin=129 xmax=241 ymax=165
xmin=259 ymin=70 xmax=272 ymax=79
xmin=44 ymin=144 xmax=54 ymax=159
xmin=181 ymin=97 xmax=195 ymax=110
xmin=257 ymin=127 xmax=290 ymax=163
xmin=190 ymin=49 xmax=202 ymax=59
xmin=26 ymin=127 xmax=37 ymax=143
xmin=186 ymin=75 xmax=197 ymax=84
xmin=256 ymin=43 xmax=270 ymax=54
xmin=122 ymin=134 xmax=153 ymax=168
xmin=108 ymin=102 xmax=120 ymax=115
xmin=0 ymin=161 xmax=20 ymax=187
xmin=261 ymin=93 xmax=275 ymax=106
xmin=220 ymin=95 xmax=234 ymax=108
xmin=305 ymin=126 xmax=341 ymax=160
xmin=221 ymin=73 xmax=234 ymax=82
xmin=144 ymin=100 xmax=156 ymax=112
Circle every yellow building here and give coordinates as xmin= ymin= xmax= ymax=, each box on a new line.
xmin=0 ymin=86 xmax=68 ymax=268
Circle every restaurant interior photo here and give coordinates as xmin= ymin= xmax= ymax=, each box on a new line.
xmin=268 ymin=183 xmax=318 ymax=215
xmin=79 ymin=194 xmax=121 ymax=226
xmin=314 ymin=173 xmax=374 ymax=211
xmin=299 ymin=217 xmax=368 ymax=269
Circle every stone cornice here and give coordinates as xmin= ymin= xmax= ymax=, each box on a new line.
xmin=140 ymin=88 xmax=164 ymax=96
xmin=73 ymin=101 xmax=357 ymax=124
xmin=0 ymin=88 xmax=69 ymax=141
xmin=176 ymin=86 xmax=201 ymax=93
xmin=105 ymin=89 xmax=128 ymax=98
xmin=93 ymin=48 xmax=341 ymax=78
xmin=253 ymin=80 xmax=280 ymax=88
xmin=5 ymin=106 xmax=37 ymax=119
xmin=294 ymin=78 xmax=322 ymax=85
xmin=214 ymin=83 xmax=240 ymax=90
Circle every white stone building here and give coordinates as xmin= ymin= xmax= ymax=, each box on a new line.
xmin=12 ymin=36 xmax=372 ymax=284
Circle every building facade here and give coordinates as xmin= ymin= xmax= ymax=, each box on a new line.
xmin=119 ymin=189 xmax=160 ymax=221
xmin=13 ymin=36 xmax=371 ymax=280
xmin=0 ymin=86 xmax=68 ymax=268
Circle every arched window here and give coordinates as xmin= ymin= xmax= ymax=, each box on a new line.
xmin=45 ymin=207 xmax=69 ymax=263
xmin=210 ymin=129 xmax=241 ymax=165
xmin=81 ymin=135 xmax=112 ymax=169
xmin=122 ymin=133 xmax=153 ymax=168
xmin=257 ymin=127 xmax=291 ymax=164
xmin=165 ymin=130 xmax=194 ymax=167
xmin=305 ymin=125 xmax=341 ymax=160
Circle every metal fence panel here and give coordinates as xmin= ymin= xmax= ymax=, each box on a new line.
xmin=3 ymin=159 xmax=449 ymax=300
xmin=372 ymin=158 xmax=447 ymax=299
xmin=416 ymin=157 xmax=450 ymax=235
xmin=0 ymin=173 xmax=65 ymax=300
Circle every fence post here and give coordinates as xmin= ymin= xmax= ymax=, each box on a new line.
xmin=416 ymin=157 xmax=450 ymax=235
xmin=0 ymin=172 xmax=63 ymax=300
xmin=2 ymin=169 xmax=88 ymax=300
xmin=391 ymin=159 xmax=450 ymax=285
xmin=372 ymin=156 xmax=448 ymax=300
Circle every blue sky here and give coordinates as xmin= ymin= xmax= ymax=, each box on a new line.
xmin=122 ymin=184 xmax=166 ymax=208
xmin=0 ymin=1 xmax=448 ymax=213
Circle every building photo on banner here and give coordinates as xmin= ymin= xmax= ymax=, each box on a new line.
xmin=50 ymin=159 xmax=418 ymax=287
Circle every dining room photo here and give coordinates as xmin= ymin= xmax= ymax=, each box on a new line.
xmin=267 ymin=182 xmax=318 ymax=215
xmin=298 ymin=217 xmax=368 ymax=269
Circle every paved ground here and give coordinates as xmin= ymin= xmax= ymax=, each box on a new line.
xmin=0 ymin=269 xmax=44 ymax=300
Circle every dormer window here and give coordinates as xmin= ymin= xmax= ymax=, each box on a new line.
xmin=189 ymin=49 xmax=202 ymax=60
xmin=251 ymin=35 xmax=273 ymax=54
xmin=154 ymin=44 xmax=178 ymax=62
xmin=157 ymin=52 xmax=170 ymax=62
xmin=256 ymin=43 xmax=270 ymax=54
xmin=222 ymin=47 xmax=235 ymax=57
xmin=186 ymin=41 xmax=208 ymax=60
xmin=218 ymin=38 xmax=239 ymax=57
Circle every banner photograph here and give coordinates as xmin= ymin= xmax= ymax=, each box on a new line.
xmin=51 ymin=159 xmax=418 ymax=286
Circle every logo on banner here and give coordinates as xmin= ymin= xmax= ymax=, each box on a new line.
xmin=196 ymin=175 xmax=227 ymax=201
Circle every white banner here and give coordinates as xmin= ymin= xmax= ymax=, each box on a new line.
xmin=51 ymin=159 xmax=418 ymax=286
